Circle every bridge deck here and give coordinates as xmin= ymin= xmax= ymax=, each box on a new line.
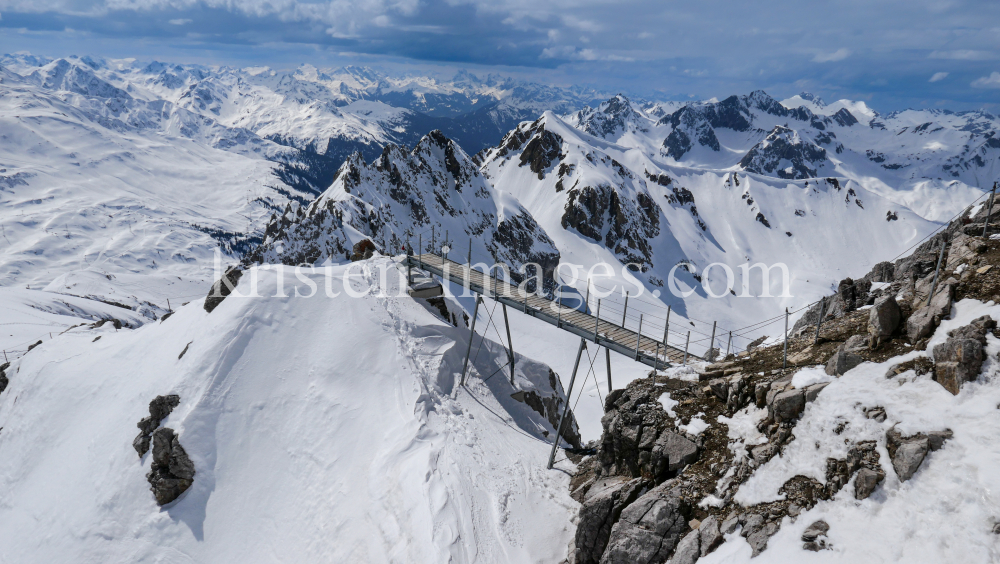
xmin=406 ymin=253 xmax=702 ymax=369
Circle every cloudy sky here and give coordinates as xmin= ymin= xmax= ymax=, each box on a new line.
xmin=1 ymin=0 xmax=999 ymax=111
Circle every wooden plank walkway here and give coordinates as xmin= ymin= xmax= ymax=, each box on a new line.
xmin=405 ymin=253 xmax=703 ymax=369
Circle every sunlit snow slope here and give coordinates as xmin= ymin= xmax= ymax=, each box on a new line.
xmin=0 ymin=260 xmax=579 ymax=563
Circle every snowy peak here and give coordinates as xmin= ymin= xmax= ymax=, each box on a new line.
xmin=568 ymin=94 xmax=650 ymax=139
xmin=251 ymin=130 xmax=560 ymax=278
xmin=739 ymin=125 xmax=829 ymax=179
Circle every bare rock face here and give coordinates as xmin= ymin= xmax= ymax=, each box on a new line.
xmin=132 ymin=394 xmax=180 ymax=457
xmin=932 ymin=315 xmax=996 ymax=395
xmin=886 ymin=427 xmax=951 ymax=482
xmin=147 ymin=427 xmax=196 ymax=506
xmin=854 ymin=467 xmax=885 ymax=500
xmin=0 ymin=361 xmax=9 ymax=395
xmin=825 ymin=345 xmax=863 ymax=376
xmin=906 ymin=283 xmax=955 ymax=342
xmin=573 ymin=477 xmax=648 ymax=564
xmin=599 ymin=480 xmax=688 ymax=564
xmin=204 ymin=266 xmax=243 ymax=313
xmin=868 ymin=296 xmax=901 ymax=345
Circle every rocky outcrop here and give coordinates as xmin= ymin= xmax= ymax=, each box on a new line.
xmin=247 ymin=130 xmax=561 ymax=282
xmin=738 ymin=126 xmax=828 ymax=180
xmin=600 ymin=480 xmax=688 ymax=564
xmin=204 ymin=266 xmax=242 ymax=313
xmin=868 ymin=296 xmax=901 ymax=346
xmin=0 ymin=362 xmax=9 ymax=395
xmin=132 ymin=394 xmax=180 ymax=457
xmin=802 ymin=520 xmax=830 ymax=551
xmin=147 ymin=427 xmax=196 ymax=505
xmin=825 ymin=345 xmax=864 ymax=376
xmin=886 ymin=427 xmax=952 ymax=482
xmin=598 ymin=386 xmax=700 ymax=480
xmin=573 ymin=477 xmax=648 ymax=564
xmin=932 ymin=315 xmax=996 ymax=394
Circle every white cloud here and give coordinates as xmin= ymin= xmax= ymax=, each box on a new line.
xmin=637 ymin=31 xmax=652 ymax=39
xmin=812 ymin=48 xmax=850 ymax=63
xmin=929 ymin=72 xmax=948 ymax=82
xmin=971 ymin=72 xmax=1000 ymax=89
xmin=168 ymin=18 xmax=191 ymax=25
xmin=539 ymin=45 xmax=633 ymax=62
xmin=929 ymin=50 xmax=998 ymax=61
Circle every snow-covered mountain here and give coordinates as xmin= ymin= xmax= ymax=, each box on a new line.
xmin=249 ymin=130 xmax=560 ymax=280
xmin=560 ymin=91 xmax=995 ymax=222
xmin=477 ymin=111 xmax=940 ymax=348
xmin=0 ymin=262 xmax=582 ymax=562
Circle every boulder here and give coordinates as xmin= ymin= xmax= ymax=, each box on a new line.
xmin=720 ymin=513 xmax=740 ymax=535
xmin=747 ymin=522 xmax=778 ymax=557
xmin=886 ymin=428 xmax=930 ymax=482
xmin=133 ymin=394 xmax=181 ymax=457
xmin=146 ymin=427 xmax=196 ymax=505
xmin=204 ymin=266 xmax=243 ymax=313
xmin=843 ymin=334 xmax=869 ymax=354
xmin=932 ymin=315 xmax=996 ymax=395
xmin=853 ymin=467 xmax=884 ymax=500
xmin=0 ymin=361 xmax=9 ymax=395
xmin=574 ymin=477 xmax=647 ymax=564
xmin=652 ymin=431 xmax=700 ymax=475
xmin=868 ymin=296 xmax=901 ymax=344
xmin=801 ymin=520 xmax=829 ymax=542
xmin=804 ymin=382 xmax=830 ymax=403
xmin=699 ymin=515 xmax=722 ymax=556
xmin=600 ymin=481 xmax=688 ymax=564
xmin=668 ymin=529 xmax=700 ymax=564
xmin=825 ymin=347 xmax=863 ymax=376
xmin=771 ymin=389 xmax=806 ymax=421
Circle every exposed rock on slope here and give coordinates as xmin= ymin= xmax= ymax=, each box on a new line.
xmin=147 ymin=427 xmax=196 ymax=505
xmin=248 ymin=130 xmax=560 ymax=282
xmin=132 ymin=394 xmax=181 ymax=457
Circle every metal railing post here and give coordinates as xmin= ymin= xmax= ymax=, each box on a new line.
xmin=683 ymin=331 xmax=690 ymax=364
xmin=926 ymin=235 xmax=948 ymax=307
xmin=782 ymin=307 xmax=789 ymax=370
xmin=460 ymin=296 xmax=481 ymax=386
xmin=593 ymin=299 xmax=602 ymax=342
xmin=622 ymin=292 xmax=629 ymax=327
xmin=814 ymin=298 xmax=826 ymax=345
xmin=502 ymin=303 xmax=516 ymax=386
xmin=634 ymin=314 xmax=643 ymax=360
xmin=983 ymin=182 xmax=997 ymax=238
xmin=709 ymin=321 xmax=717 ymax=361
xmin=547 ymin=338 xmax=587 ymax=469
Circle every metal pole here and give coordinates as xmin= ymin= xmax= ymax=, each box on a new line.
xmin=468 ymin=238 xmax=472 ymax=266
xmin=813 ymin=298 xmax=826 ymax=345
xmin=167 ymin=299 xmax=172 ymax=313
xmin=709 ymin=321 xmax=717 ymax=362
xmin=605 ymin=346 xmax=612 ymax=393
xmin=634 ymin=314 xmax=643 ymax=360
xmin=683 ymin=331 xmax=690 ymax=364
xmin=725 ymin=331 xmax=732 ymax=359
xmin=585 ymin=282 xmax=590 ymax=313
xmin=445 ymin=229 xmax=449 ymax=257
xmin=926 ymin=235 xmax=948 ymax=307
xmin=593 ymin=299 xmax=601 ymax=342
xmin=556 ymin=289 xmax=563 ymax=328
xmin=622 ymin=292 xmax=629 ymax=327
xmin=547 ymin=338 xmax=587 ymax=469
xmin=983 ymin=182 xmax=997 ymax=238
xmin=782 ymin=307 xmax=789 ymax=370
xmin=522 ymin=283 xmax=528 ymax=313
xmin=663 ymin=306 xmax=671 ymax=346
xmin=460 ymin=297 xmax=481 ymax=386
xmin=502 ymin=303 xmax=515 ymax=385
xmin=418 ymin=235 xmax=423 ymax=270
xmin=3 ymin=350 xmax=7 ymax=363
xmin=431 ymin=226 xmax=435 ymax=254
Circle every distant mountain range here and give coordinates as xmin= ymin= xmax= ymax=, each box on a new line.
xmin=1 ymin=52 xmax=997 ymax=340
